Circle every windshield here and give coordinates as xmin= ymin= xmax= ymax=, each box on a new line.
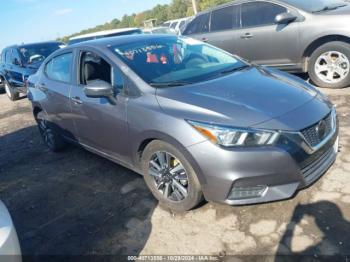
xmin=18 ymin=43 xmax=64 ymax=64
xmin=110 ymin=36 xmax=247 ymax=86
xmin=281 ymin=0 xmax=347 ymax=13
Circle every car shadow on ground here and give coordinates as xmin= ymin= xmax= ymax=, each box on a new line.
xmin=275 ymin=201 xmax=350 ymax=260
xmin=0 ymin=125 xmax=158 ymax=259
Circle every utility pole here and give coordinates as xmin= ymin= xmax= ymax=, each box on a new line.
xmin=191 ymin=0 xmax=198 ymax=14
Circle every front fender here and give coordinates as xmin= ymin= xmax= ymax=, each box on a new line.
xmin=131 ymin=130 xmax=208 ymax=185
xmin=300 ymin=29 xmax=350 ymax=59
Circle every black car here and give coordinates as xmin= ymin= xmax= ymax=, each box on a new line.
xmin=0 ymin=41 xmax=65 ymax=101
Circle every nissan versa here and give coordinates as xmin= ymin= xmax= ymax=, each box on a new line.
xmin=27 ymin=35 xmax=339 ymax=212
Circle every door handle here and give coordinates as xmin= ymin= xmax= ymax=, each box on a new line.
xmin=241 ymin=33 xmax=254 ymax=39
xmin=71 ymin=96 xmax=83 ymax=105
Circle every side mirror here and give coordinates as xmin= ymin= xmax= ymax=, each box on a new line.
xmin=275 ymin=12 xmax=297 ymax=24
xmin=84 ymin=80 xmax=116 ymax=104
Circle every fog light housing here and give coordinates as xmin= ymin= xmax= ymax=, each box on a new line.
xmin=228 ymin=185 xmax=267 ymax=200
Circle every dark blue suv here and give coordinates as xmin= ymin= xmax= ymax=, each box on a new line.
xmin=0 ymin=41 xmax=65 ymax=101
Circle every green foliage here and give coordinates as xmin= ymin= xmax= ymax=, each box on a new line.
xmin=198 ymin=0 xmax=233 ymax=10
xmin=58 ymin=0 xmax=234 ymax=43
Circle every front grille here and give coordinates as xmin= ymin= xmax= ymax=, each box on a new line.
xmin=301 ymin=113 xmax=333 ymax=147
xmin=300 ymin=146 xmax=336 ymax=187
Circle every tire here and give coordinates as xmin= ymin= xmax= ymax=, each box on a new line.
xmin=35 ymin=111 xmax=67 ymax=152
xmin=308 ymin=41 xmax=350 ymax=89
xmin=142 ymin=140 xmax=203 ymax=212
xmin=4 ymin=81 xmax=20 ymax=101
xmin=0 ymin=77 xmax=4 ymax=93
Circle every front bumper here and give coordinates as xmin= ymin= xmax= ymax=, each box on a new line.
xmin=187 ymin=126 xmax=338 ymax=206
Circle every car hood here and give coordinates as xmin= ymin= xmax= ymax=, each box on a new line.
xmin=156 ymin=66 xmax=322 ymax=129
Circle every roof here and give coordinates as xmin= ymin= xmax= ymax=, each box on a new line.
xmin=164 ymin=17 xmax=190 ymax=23
xmin=143 ymin=26 xmax=171 ymax=31
xmin=73 ymin=34 xmax=176 ymax=48
xmin=4 ymin=41 xmax=64 ymax=50
xmin=69 ymin=28 xmax=140 ymax=41
xmin=195 ymin=0 xmax=295 ymax=14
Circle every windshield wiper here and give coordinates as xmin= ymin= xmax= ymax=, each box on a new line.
xmin=149 ymin=81 xmax=193 ymax=87
xmin=313 ymin=4 xmax=347 ymax=13
xmin=219 ymin=65 xmax=250 ymax=76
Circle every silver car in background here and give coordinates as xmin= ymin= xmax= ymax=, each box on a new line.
xmin=183 ymin=0 xmax=350 ymax=89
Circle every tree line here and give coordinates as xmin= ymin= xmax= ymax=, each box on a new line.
xmin=58 ymin=0 xmax=233 ymax=42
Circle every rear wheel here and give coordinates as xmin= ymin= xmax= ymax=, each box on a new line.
xmin=4 ymin=81 xmax=20 ymax=101
xmin=308 ymin=41 xmax=350 ymax=89
xmin=142 ymin=140 xmax=203 ymax=212
xmin=36 ymin=112 xmax=66 ymax=152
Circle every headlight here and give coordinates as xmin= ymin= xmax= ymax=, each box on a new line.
xmin=187 ymin=120 xmax=279 ymax=147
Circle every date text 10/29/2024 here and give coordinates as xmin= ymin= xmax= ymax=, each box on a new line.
xmin=128 ymin=256 xmax=220 ymax=261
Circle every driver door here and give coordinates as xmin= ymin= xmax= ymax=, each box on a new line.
xmin=70 ymin=49 xmax=130 ymax=164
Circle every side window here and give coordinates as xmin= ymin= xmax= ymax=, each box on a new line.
xmin=5 ymin=50 xmax=12 ymax=63
xmin=170 ymin=22 xmax=178 ymax=29
xmin=179 ymin=21 xmax=186 ymax=30
xmin=183 ymin=13 xmax=210 ymax=35
xmin=45 ymin=52 xmax=73 ymax=83
xmin=80 ymin=51 xmax=124 ymax=94
xmin=241 ymin=2 xmax=287 ymax=28
xmin=211 ymin=5 xmax=239 ymax=32
xmin=12 ymin=49 xmax=21 ymax=64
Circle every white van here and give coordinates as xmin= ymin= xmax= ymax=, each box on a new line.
xmin=68 ymin=28 xmax=142 ymax=45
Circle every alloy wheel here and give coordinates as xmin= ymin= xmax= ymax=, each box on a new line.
xmin=148 ymin=151 xmax=189 ymax=202
xmin=315 ymin=51 xmax=350 ymax=84
xmin=38 ymin=118 xmax=55 ymax=149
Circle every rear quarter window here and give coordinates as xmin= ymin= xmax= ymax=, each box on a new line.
xmin=45 ymin=52 xmax=73 ymax=83
xmin=183 ymin=13 xmax=210 ymax=35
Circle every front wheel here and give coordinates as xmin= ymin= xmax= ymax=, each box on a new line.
xmin=142 ymin=140 xmax=203 ymax=212
xmin=308 ymin=41 xmax=350 ymax=89
xmin=4 ymin=81 xmax=20 ymax=101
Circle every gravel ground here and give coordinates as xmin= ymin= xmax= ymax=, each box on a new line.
xmin=0 ymin=85 xmax=349 ymax=261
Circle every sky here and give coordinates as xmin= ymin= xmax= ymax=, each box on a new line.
xmin=0 ymin=0 xmax=171 ymax=50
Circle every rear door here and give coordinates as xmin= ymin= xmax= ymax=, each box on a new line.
xmin=237 ymin=1 xmax=300 ymax=66
xmin=205 ymin=4 xmax=241 ymax=55
xmin=2 ymin=49 xmax=10 ymax=83
xmin=10 ymin=48 xmax=26 ymax=90
xmin=69 ymin=48 xmax=130 ymax=164
xmin=40 ymin=51 xmax=77 ymax=140
xmin=4 ymin=49 xmax=21 ymax=87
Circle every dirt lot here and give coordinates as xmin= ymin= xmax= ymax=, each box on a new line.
xmin=0 ymin=85 xmax=350 ymax=260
